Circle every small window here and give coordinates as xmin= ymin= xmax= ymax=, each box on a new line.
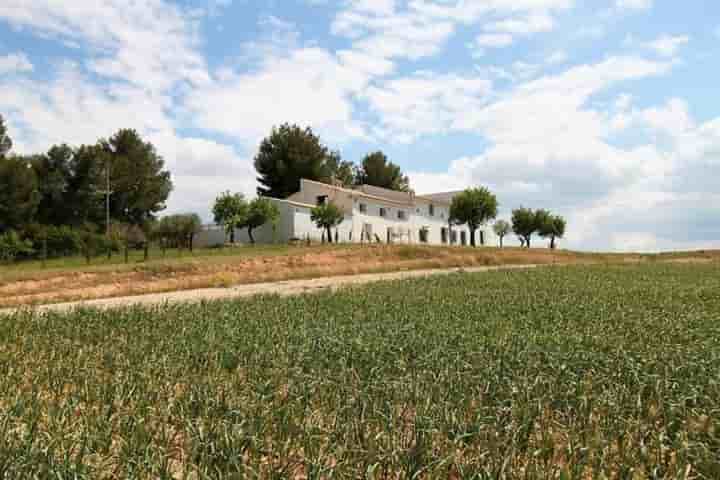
xmin=419 ymin=228 xmax=429 ymax=243
xmin=359 ymin=203 xmax=367 ymax=213
xmin=379 ymin=207 xmax=387 ymax=217
xmin=316 ymin=195 xmax=328 ymax=205
xmin=397 ymin=210 xmax=406 ymax=220
xmin=429 ymin=204 xmax=435 ymax=216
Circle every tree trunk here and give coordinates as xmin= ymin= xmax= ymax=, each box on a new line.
xmin=124 ymin=240 xmax=129 ymax=264
xmin=470 ymin=227 xmax=477 ymax=247
xmin=229 ymin=227 xmax=235 ymax=244
xmin=480 ymin=230 xmax=485 ymax=246
xmin=143 ymin=242 xmax=149 ymax=261
xmin=550 ymin=235 xmax=556 ymax=250
xmin=326 ymin=227 xmax=333 ymax=244
xmin=526 ymin=236 xmax=531 ymax=248
xmin=499 ymin=235 xmax=504 ymax=248
xmin=189 ymin=234 xmax=194 ymax=253
xmin=248 ymin=228 xmax=255 ymax=244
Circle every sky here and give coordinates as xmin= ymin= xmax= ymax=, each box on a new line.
xmin=0 ymin=0 xmax=718 ymax=252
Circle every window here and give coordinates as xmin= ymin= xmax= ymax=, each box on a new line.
xmin=316 ymin=195 xmax=328 ymax=205
xmin=359 ymin=203 xmax=367 ymax=213
xmin=379 ymin=207 xmax=387 ymax=217
xmin=429 ymin=204 xmax=435 ymax=216
xmin=397 ymin=210 xmax=406 ymax=220
xmin=419 ymin=228 xmax=429 ymax=243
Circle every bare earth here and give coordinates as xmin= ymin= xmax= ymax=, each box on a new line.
xmin=2 ymin=264 xmax=537 ymax=315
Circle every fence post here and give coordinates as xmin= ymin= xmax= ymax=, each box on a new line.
xmin=42 ymin=233 xmax=48 ymax=268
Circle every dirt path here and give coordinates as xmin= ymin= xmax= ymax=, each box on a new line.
xmin=2 ymin=264 xmax=539 ymax=315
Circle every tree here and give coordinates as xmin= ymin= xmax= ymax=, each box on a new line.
xmin=0 ymin=156 xmax=40 ymax=233
xmin=448 ymin=187 xmax=498 ymax=247
xmin=493 ymin=220 xmax=511 ymax=248
xmin=212 ymin=191 xmax=248 ymax=244
xmin=0 ymin=114 xmax=12 ymax=158
xmin=310 ymin=202 xmax=344 ymax=244
xmin=254 ymin=124 xmax=333 ymax=198
xmin=179 ymin=213 xmax=202 ymax=252
xmin=65 ymin=144 xmax=105 ymax=226
xmin=325 ymin=151 xmax=355 ymax=187
xmin=539 ymin=214 xmax=567 ymax=249
xmin=241 ymin=198 xmax=280 ymax=244
xmin=32 ymin=144 xmax=73 ymax=225
xmin=354 ymin=151 xmax=410 ymax=192
xmin=512 ymin=207 xmax=538 ymax=248
xmin=101 ymin=129 xmax=173 ymax=227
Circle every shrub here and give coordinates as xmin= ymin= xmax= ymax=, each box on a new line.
xmin=0 ymin=230 xmax=34 ymax=263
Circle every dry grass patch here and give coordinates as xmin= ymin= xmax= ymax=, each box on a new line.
xmin=0 ymin=244 xmax=716 ymax=307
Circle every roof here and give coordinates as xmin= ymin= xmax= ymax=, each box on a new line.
xmin=301 ymin=178 xmax=415 ymax=207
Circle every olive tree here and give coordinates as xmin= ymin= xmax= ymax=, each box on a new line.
xmin=512 ymin=207 xmax=538 ymax=248
xmin=448 ymin=187 xmax=498 ymax=247
xmin=310 ymin=202 xmax=344 ymax=243
xmin=493 ymin=220 xmax=511 ymax=248
xmin=212 ymin=191 xmax=248 ymax=244
xmin=539 ymin=214 xmax=567 ymax=249
xmin=241 ymin=198 xmax=280 ymax=244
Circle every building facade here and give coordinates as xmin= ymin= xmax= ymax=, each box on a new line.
xmin=229 ymin=179 xmax=496 ymax=247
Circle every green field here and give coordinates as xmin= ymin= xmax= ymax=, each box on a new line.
xmin=2 ymin=264 xmax=719 ymax=478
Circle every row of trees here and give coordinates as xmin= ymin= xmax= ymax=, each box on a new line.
xmin=0 ymin=116 xmax=172 ymax=233
xmin=212 ymin=192 xmax=280 ymax=244
xmin=493 ymin=208 xmax=567 ymax=249
xmin=0 ymin=113 xmax=184 ymax=263
xmin=255 ymin=124 xmax=410 ymax=198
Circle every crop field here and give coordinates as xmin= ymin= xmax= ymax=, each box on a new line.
xmin=1 ymin=263 xmax=719 ymax=478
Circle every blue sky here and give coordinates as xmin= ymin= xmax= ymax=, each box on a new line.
xmin=0 ymin=0 xmax=718 ymax=251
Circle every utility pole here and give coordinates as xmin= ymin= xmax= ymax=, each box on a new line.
xmin=96 ymin=157 xmax=113 ymax=238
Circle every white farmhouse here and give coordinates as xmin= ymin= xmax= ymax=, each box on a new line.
xmin=233 ymin=179 xmax=496 ymax=247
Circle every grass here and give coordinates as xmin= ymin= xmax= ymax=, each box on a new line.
xmin=1 ymin=263 xmax=719 ymax=478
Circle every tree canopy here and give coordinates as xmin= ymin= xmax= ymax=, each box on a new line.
xmin=449 ymin=187 xmax=498 ymax=247
xmin=493 ymin=220 xmax=511 ymax=248
xmin=0 ymin=114 xmax=12 ymax=158
xmin=325 ymin=151 xmax=355 ymax=187
xmin=539 ymin=214 xmax=567 ymax=249
xmin=212 ymin=191 xmax=248 ymax=243
xmin=241 ymin=198 xmax=279 ymax=244
xmin=511 ymin=207 xmax=538 ymax=248
xmin=101 ymin=129 xmax=173 ymax=227
xmin=254 ymin=124 xmax=333 ymax=198
xmin=310 ymin=202 xmax=344 ymax=243
xmin=0 ymin=156 xmax=40 ymax=233
xmin=354 ymin=151 xmax=410 ymax=192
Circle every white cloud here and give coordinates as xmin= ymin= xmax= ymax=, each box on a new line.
xmin=0 ymin=0 xmax=208 ymax=92
xmin=643 ymin=35 xmax=690 ymax=57
xmin=616 ymin=0 xmax=653 ymax=10
xmin=362 ymin=71 xmax=492 ymax=141
xmin=0 ymin=52 xmax=33 ymax=74
xmin=486 ymin=12 xmax=555 ymax=35
xmin=185 ymin=47 xmax=369 ymax=147
xmin=474 ymin=33 xmax=514 ymax=48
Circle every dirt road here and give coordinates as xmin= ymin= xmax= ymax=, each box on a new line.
xmin=2 ymin=264 xmax=538 ymax=315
